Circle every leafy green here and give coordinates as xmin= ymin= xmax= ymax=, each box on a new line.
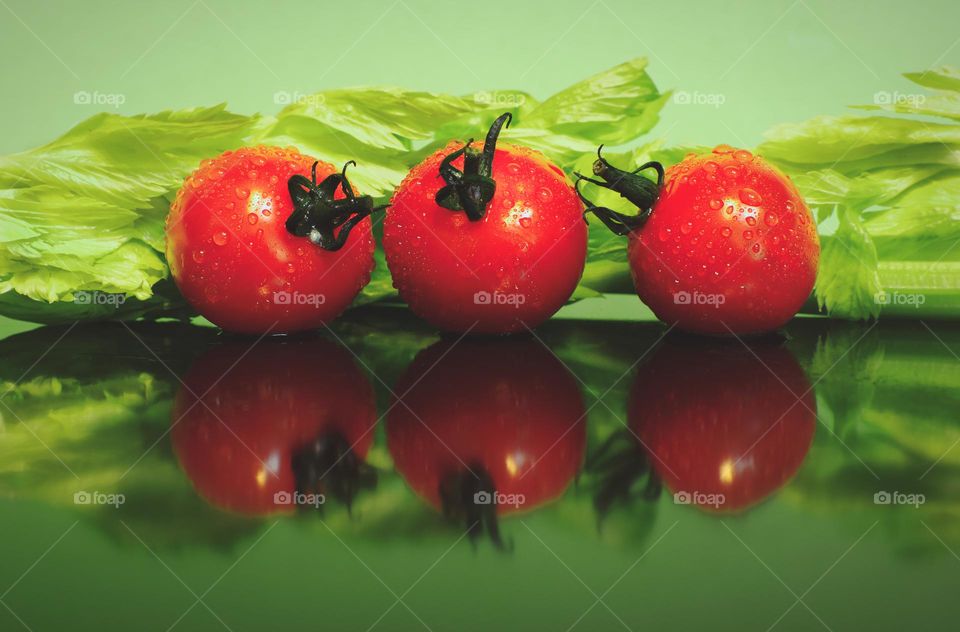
xmin=0 ymin=59 xmax=669 ymax=324
xmin=758 ymin=65 xmax=960 ymax=319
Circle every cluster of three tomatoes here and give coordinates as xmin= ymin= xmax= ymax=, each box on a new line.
xmin=166 ymin=114 xmax=819 ymax=336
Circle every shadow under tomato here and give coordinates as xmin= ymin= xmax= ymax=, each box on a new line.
xmin=171 ymin=336 xmax=378 ymax=516
xmin=387 ymin=337 xmax=587 ymax=549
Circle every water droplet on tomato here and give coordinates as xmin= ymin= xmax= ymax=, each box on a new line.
xmin=722 ymin=166 xmax=739 ymax=180
xmin=724 ymin=205 xmax=735 ymax=216
xmin=785 ymin=201 xmax=795 ymax=213
xmin=658 ymin=227 xmax=671 ymax=242
xmin=519 ymin=216 xmax=532 ymax=228
xmin=751 ymin=243 xmax=762 ymax=254
xmin=721 ymin=227 xmax=732 ymax=238
xmin=192 ymin=249 xmax=205 ymax=263
xmin=704 ymin=161 xmax=719 ymax=172
xmin=538 ymin=187 xmax=552 ymax=202
xmin=213 ymin=231 xmax=229 ymax=246
xmin=743 ymin=230 xmax=754 ymax=241
xmin=235 ymin=187 xmax=249 ymax=200
xmin=713 ymin=144 xmax=735 ymax=154
xmin=746 ymin=216 xmax=757 ymax=227
xmin=733 ymin=149 xmax=753 ymax=162
xmin=739 ymin=187 xmax=762 ymax=206
xmin=708 ymin=198 xmax=723 ymax=210
xmin=246 ymin=213 xmax=258 ymax=225
xmin=286 ymin=263 xmax=296 ymax=273
xmin=680 ymin=222 xmax=693 ymax=235
xmin=764 ymin=212 xmax=779 ymax=227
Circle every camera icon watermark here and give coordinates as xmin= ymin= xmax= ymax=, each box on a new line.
xmin=473 ymin=91 xmax=526 ymax=107
xmin=873 ymin=490 xmax=925 ymax=508
xmin=74 ymin=490 xmax=125 ymax=508
xmin=473 ymin=290 xmax=526 ymax=309
xmin=874 ymin=291 xmax=926 ymax=308
xmin=273 ymin=490 xmax=325 ymax=508
xmin=673 ymin=490 xmax=725 ymax=509
xmin=273 ymin=91 xmax=326 ymax=107
xmin=673 ymin=290 xmax=725 ymax=308
xmin=73 ymin=90 xmax=126 ymax=109
xmin=873 ymin=91 xmax=926 ymax=107
xmin=273 ymin=291 xmax=326 ymax=307
xmin=473 ymin=490 xmax=525 ymax=509
xmin=73 ymin=290 xmax=127 ymax=307
xmin=673 ymin=90 xmax=726 ymax=109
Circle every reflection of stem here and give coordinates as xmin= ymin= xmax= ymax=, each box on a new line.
xmin=439 ymin=465 xmax=513 ymax=552
xmin=587 ymin=430 xmax=661 ymax=524
xmin=292 ymin=430 xmax=377 ymax=514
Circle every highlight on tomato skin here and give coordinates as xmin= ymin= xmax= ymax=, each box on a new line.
xmin=629 ymin=335 xmax=816 ymax=513
xmin=171 ymin=336 xmax=377 ymax=516
xmin=384 ymin=115 xmax=588 ymax=335
xmin=629 ymin=146 xmax=820 ymax=335
xmin=165 ymin=146 xmax=376 ymax=335
xmin=386 ymin=338 xmax=587 ymax=547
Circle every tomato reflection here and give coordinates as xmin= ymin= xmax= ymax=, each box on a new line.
xmin=631 ymin=336 xmax=816 ymax=513
xmin=171 ymin=337 xmax=377 ymax=516
xmin=387 ymin=338 xmax=586 ymax=547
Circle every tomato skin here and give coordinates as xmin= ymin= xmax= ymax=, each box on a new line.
xmin=385 ymin=142 xmax=587 ymax=334
xmin=166 ymin=146 xmax=375 ymax=334
xmin=171 ymin=337 xmax=377 ymax=516
xmin=387 ymin=339 xmax=586 ymax=515
xmin=632 ymin=338 xmax=815 ymax=512
xmin=629 ymin=147 xmax=819 ymax=335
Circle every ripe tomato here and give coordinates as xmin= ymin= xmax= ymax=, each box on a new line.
xmin=166 ymin=146 xmax=375 ymax=334
xmin=384 ymin=114 xmax=587 ymax=334
xmin=171 ymin=337 xmax=377 ymax=516
xmin=580 ymin=146 xmax=819 ymax=335
xmin=387 ymin=338 xmax=586 ymax=546
xmin=631 ymin=337 xmax=815 ymax=512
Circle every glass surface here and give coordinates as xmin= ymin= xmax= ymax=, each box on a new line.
xmin=1 ymin=309 xmax=957 ymax=631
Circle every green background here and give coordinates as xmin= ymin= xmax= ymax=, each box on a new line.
xmin=2 ymin=1 xmax=960 ymax=630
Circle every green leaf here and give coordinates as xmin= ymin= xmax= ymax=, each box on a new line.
xmin=815 ymin=206 xmax=882 ymax=319
xmin=904 ymin=67 xmax=960 ymax=92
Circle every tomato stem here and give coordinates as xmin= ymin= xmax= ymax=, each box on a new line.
xmin=576 ymin=146 xmax=664 ymax=236
xmin=286 ymin=161 xmax=385 ymax=251
xmin=435 ymin=112 xmax=513 ymax=221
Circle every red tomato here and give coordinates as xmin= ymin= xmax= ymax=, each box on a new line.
xmin=387 ymin=338 xmax=586 ymax=546
xmin=166 ymin=146 xmax=375 ymax=334
xmin=629 ymin=147 xmax=819 ymax=334
xmin=632 ymin=337 xmax=815 ymax=513
xmin=385 ymin=115 xmax=587 ymax=334
xmin=171 ymin=337 xmax=377 ymax=516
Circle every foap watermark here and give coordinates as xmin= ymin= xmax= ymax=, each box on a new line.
xmin=473 ymin=90 xmax=526 ymax=107
xmin=273 ymin=90 xmax=326 ymax=107
xmin=73 ymin=290 xmax=127 ymax=306
xmin=875 ymin=291 xmax=926 ymax=308
xmin=274 ymin=490 xmax=326 ymax=508
xmin=73 ymin=90 xmax=126 ymax=109
xmin=874 ymin=490 xmax=925 ymax=508
xmin=473 ymin=490 xmax=525 ymax=509
xmin=673 ymin=90 xmax=726 ymax=109
xmin=474 ymin=290 xmax=526 ymax=308
xmin=74 ymin=490 xmax=125 ymax=508
xmin=674 ymin=290 xmax=725 ymax=308
xmin=673 ymin=490 xmax=725 ymax=509
xmin=873 ymin=91 xmax=926 ymax=107
xmin=273 ymin=291 xmax=326 ymax=307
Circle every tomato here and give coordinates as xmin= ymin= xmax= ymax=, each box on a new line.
xmin=384 ymin=114 xmax=587 ymax=334
xmin=387 ymin=338 xmax=586 ymax=546
xmin=166 ymin=146 xmax=376 ymax=334
xmin=579 ymin=145 xmax=819 ymax=335
xmin=630 ymin=337 xmax=815 ymax=513
xmin=171 ymin=337 xmax=377 ymax=516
